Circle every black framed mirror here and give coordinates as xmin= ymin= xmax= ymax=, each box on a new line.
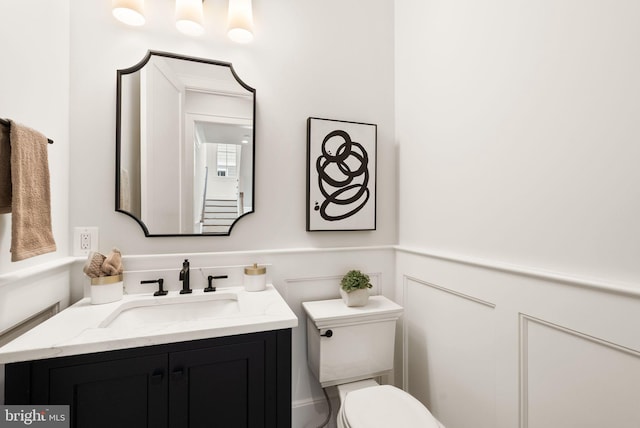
xmin=116 ymin=51 xmax=255 ymax=236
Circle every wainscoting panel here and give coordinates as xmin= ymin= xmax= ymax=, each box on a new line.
xmin=396 ymin=247 xmax=640 ymax=428
xmin=0 ymin=258 xmax=73 ymax=404
xmin=404 ymin=277 xmax=497 ymax=428
xmin=521 ymin=315 xmax=640 ymax=428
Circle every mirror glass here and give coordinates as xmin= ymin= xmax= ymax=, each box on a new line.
xmin=116 ymin=51 xmax=255 ymax=236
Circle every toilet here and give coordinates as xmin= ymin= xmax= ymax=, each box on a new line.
xmin=302 ymin=296 xmax=444 ymax=428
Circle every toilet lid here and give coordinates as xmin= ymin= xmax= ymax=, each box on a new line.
xmin=342 ymin=385 xmax=442 ymax=428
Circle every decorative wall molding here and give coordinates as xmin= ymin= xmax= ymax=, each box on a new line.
xmin=403 ymin=275 xmax=496 ymax=308
xmin=397 ymin=250 xmax=640 ymax=427
xmin=0 ymin=257 xmax=75 ymax=288
xmin=401 ymin=275 xmax=496 ymax=390
xmin=285 ymin=272 xmax=383 ymax=296
xmin=519 ymin=314 xmax=640 ymax=428
xmin=396 ymin=245 xmax=640 ymax=299
xmin=119 ymin=245 xmax=395 ymax=261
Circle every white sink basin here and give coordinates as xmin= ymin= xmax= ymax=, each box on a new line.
xmin=99 ymin=292 xmax=240 ymax=328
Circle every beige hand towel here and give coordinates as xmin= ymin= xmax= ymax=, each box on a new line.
xmin=7 ymin=120 xmax=56 ymax=261
xmin=83 ymin=251 xmax=107 ymax=278
xmin=101 ymin=248 xmax=123 ymax=276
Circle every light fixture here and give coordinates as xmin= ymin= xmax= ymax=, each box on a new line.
xmin=175 ymin=0 xmax=205 ymax=36
xmin=112 ymin=0 xmax=145 ymax=27
xmin=227 ymin=0 xmax=254 ymax=43
xmin=111 ymin=0 xmax=256 ymax=42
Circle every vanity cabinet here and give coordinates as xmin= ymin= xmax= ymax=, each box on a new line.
xmin=5 ymin=329 xmax=292 ymax=428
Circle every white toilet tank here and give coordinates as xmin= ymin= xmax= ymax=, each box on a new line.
xmin=302 ymin=296 xmax=403 ymax=387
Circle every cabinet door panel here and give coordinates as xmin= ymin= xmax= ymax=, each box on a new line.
xmin=169 ymin=341 xmax=265 ymax=428
xmin=45 ymin=354 xmax=168 ymax=428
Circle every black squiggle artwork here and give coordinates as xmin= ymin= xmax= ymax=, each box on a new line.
xmin=315 ymin=129 xmax=370 ymax=221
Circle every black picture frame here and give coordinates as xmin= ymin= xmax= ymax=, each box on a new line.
xmin=306 ymin=117 xmax=377 ymax=231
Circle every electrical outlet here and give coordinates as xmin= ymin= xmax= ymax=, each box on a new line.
xmin=80 ymin=232 xmax=90 ymax=250
xmin=73 ymin=227 xmax=99 ymax=256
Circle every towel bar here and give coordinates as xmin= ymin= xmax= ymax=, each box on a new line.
xmin=0 ymin=118 xmax=54 ymax=144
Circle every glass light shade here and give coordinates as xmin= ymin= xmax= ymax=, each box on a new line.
xmin=175 ymin=0 xmax=204 ymax=36
xmin=227 ymin=0 xmax=254 ymax=43
xmin=112 ymin=0 xmax=145 ymax=26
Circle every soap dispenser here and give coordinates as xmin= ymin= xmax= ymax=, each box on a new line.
xmin=244 ymin=263 xmax=266 ymax=292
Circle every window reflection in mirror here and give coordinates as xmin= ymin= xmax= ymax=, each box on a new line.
xmin=116 ymin=51 xmax=255 ymax=236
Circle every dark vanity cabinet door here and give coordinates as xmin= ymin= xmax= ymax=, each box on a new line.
xmin=4 ymin=329 xmax=292 ymax=428
xmin=40 ymin=354 xmax=168 ymax=428
xmin=169 ymin=341 xmax=265 ymax=428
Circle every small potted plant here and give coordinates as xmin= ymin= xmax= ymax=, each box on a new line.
xmin=340 ymin=270 xmax=372 ymax=307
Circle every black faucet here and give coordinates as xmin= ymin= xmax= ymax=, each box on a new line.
xmin=204 ymin=275 xmax=228 ymax=292
xmin=141 ymin=278 xmax=167 ymax=296
xmin=179 ymin=259 xmax=192 ymax=294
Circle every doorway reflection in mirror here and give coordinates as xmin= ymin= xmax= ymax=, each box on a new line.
xmin=116 ymin=51 xmax=255 ymax=236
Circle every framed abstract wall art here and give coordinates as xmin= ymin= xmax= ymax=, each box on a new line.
xmin=306 ymin=117 xmax=377 ymax=231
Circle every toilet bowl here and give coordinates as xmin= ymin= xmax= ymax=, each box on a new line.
xmin=302 ymin=296 xmax=445 ymax=428
xmin=336 ymin=380 xmax=444 ymax=428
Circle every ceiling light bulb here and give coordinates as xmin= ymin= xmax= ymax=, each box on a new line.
xmin=176 ymin=0 xmax=204 ymax=36
xmin=112 ymin=0 xmax=145 ymax=26
xmin=227 ymin=0 xmax=254 ymax=43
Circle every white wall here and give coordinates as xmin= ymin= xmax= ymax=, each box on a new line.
xmin=68 ymin=0 xmax=396 ymax=255
xmin=396 ymin=0 xmax=640 ymax=285
xmin=395 ymin=1 xmax=640 ymax=427
xmin=0 ymin=1 xmax=70 ymax=275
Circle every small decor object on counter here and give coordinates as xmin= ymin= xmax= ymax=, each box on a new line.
xmin=83 ymin=248 xmax=125 ymax=304
xmin=244 ymin=263 xmax=266 ymax=292
xmin=90 ymin=274 xmax=124 ymax=304
xmin=340 ymin=270 xmax=372 ymax=307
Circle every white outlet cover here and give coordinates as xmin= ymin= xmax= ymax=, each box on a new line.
xmin=73 ymin=227 xmax=99 ymax=257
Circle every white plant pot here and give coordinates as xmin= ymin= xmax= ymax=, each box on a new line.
xmin=340 ymin=288 xmax=369 ymax=307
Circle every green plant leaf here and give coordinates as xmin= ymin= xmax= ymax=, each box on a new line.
xmin=340 ymin=270 xmax=372 ymax=292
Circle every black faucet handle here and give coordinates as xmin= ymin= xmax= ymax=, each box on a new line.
xmin=141 ymin=278 xmax=168 ymax=296
xmin=204 ymin=275 xmax=228 ymax=292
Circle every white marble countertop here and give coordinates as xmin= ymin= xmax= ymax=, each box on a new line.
xmin=0 ymin=284 xmax=297 ymax=364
